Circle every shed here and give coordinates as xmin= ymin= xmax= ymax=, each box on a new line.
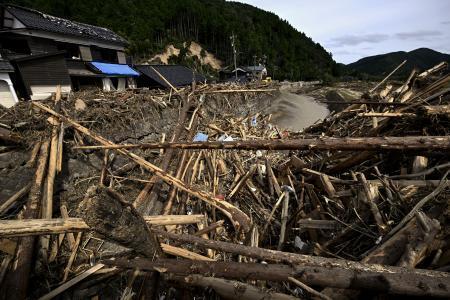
xmin=0 ymin=59 xmax=19 ymax=108
xmin=136 ymin=65 xmax=205 ymax=89
xmin=12 ymin=51 xmax=71 ymax=100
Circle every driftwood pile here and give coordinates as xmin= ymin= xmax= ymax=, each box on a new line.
xmin=0 ymin=63 xmax=449 ymax=300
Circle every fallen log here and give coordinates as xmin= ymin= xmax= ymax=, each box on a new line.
xmin=104 ymin=257 xmax=450 ymax=297
xmin=38 ymin=264 xmax=105 ymax=300
xmin=154 ymin=230 xmax=450 ymax=296
xmin=3 ymin=141 xmax=50 ymax=299
xmin=32 ymin=101 xmax=251 ymax=233
xmin=319 ymin=101 xmax=409 ymax=106
xmin=41 ymin=87 xmax=62 ymax=258
xmin=0 ymin=127 xmax=22 ymax=144
xmin=73 ymin=136 xmax=450 ymax=151
xmin=357 ymin=112 xmax=416 ymax=117
xmin=333 ymin=179 xmax=449 ymax=187
xmin=182 ymin=275 xmax=297 ymax=300
xmin=0 ymin=183 xmax=31 ymax=215
xmin=421 ymin=105 xmax=450 ymax=117
xmin=369 ymin=59 xmax=407 ymax=93
xmin=201 ymin=88 xmax=277 ymax=94
xmin=134 ymin=96 xmax=192 ymax=215
xmin=288 ymin=276 xmax=332 ymax=300
xmin=0 ymin=215 xmax=205 ymax=237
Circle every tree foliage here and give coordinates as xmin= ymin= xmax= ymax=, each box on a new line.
xmin=8 ymin=0 xmax=338 ymax=80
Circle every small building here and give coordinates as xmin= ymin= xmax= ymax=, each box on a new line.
xmin=219 ymin=65 xmax=267 ymax=82
xmin=0 ymin=59 xmax=18 ymax=108
xmin=136 ymin=65 xmax=205 ymax=89
xmin=0 ymin=4 xmax=136 ymax=99
xmin=243 ymin=65 xmax=268 ymax=81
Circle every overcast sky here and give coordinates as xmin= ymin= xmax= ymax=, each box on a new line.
xmin=234 ymin=0 xmax=450 ymax=64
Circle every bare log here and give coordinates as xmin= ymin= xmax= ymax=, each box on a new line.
xmin=357 ymin=112 xmax=416 ymax=117
xmin=105 ymin=257 xmax=450 ymax=297
xmin=73 ymin=136 xmax=450 ymax=151
xmin=183 ymin=275 xmax=297 ymax=300
xmin=134 ymin=97 xmax=192 ymax=215
xmin=32 ymin=102 xmax=251 ymax=233
xmin=422 ymin=105 xmax=450 ymax=117
xmin=357 ymin=173 xmax=387 ymax=234
xmin=0 ymin=215 xmax=205 ymax=237
xmin=150 ymin=66 xmax=179 ymax=93
xmin=0 ymin=127 xmax=22 ymax=144
xmin=202 ymin=88 xmax=277 ymax=94
xmin=369 ymin=60 xmax=407 ymax=93
xmin=0 ymin=183 xmax=31 ymax=215
xmin=288 ymin=276 xmax=332 ymax=300
xmin=38 ymin=264 xmax=105 ymax=300
xmin=3 ymin=141 xmax=50 ymax=299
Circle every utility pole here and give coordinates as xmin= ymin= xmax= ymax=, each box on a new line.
xmin=253 ymin=54 xmax=257 ymax=80
xmin=230 ymin=34 xmax=237 ymax=81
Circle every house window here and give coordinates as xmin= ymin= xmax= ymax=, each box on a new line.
xmin=56 ymin=42 xmax=81 ymax=59
xmin=0 ymin=37 xmax=31 ymax=55
xmin=91 ymin=46 xmax=118 ymax=63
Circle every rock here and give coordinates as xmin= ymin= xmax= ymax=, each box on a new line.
xmin=75 ymin=98 xmax=87 ymax=111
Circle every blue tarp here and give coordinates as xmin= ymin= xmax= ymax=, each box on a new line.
xmin=89 ymin=62 xmax=140 ymax=76
xmin=193 ymin=132 xmax=208 ymax=142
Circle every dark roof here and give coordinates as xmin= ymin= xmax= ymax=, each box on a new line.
xmin=136 ymin=65 xmax=206 ymax=88
xmin=3 ymin=4 xmax=128 ymax=46
xmin=0 ymin=59 xmax=14 ymax=72
xmin=243 ymin=65 xmax=266 ymax=72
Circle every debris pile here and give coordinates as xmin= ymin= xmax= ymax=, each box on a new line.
xmin=0 ymin=64 xmax=449 ymax=299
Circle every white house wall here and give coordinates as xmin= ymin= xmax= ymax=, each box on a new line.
xmin=3 ymin=10 xmax=26 ymax=29
xmin=102 ymin=78 xmax=115 ymax=92
xmin=0 ymin=73 xmax=19 ymax=108
xmin=30 ymin=84 xmax=71 ymax=100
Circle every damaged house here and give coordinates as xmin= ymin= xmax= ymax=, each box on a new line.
xmin=0 ymin=4 xmax=138 ymax=100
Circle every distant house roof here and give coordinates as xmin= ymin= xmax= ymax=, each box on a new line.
xmin=0 ymin=59 xmax=14 ymax=72
xmin=243 ymin=65 xmax=266 ymax=72
xmin=231 ymin=68 xmax=247 ymax=74
xmin=136 ymin=65 xmax=206 ymax=88
xmin=3 ymin=4 xmax=128 ymax=46
xmin=88 ymin=62 xmax=140 ymax=77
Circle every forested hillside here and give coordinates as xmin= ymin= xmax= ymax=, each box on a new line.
xmin=7 ymin=0 xmax=338 ymax=80
xmin=347 ymin=48 xmax=450 ymax=79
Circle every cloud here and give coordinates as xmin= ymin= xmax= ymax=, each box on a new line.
xmin=441 ymin=21 xmax=450 ymax=25
xmin=327 ymin=34 xmax=389 ymax=47
xmin=394 ymin=30 xmax=443 ymax=40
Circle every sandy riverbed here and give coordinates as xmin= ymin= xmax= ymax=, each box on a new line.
xmin=265 ymin=91 xmax=329 ymax=131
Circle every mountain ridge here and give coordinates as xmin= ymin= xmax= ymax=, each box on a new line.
xmin=347 ymin=48 xmax=450 ymax=78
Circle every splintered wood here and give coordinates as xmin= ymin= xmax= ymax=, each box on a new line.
xmin=0 ymin=73 xmax=449 ymax=299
